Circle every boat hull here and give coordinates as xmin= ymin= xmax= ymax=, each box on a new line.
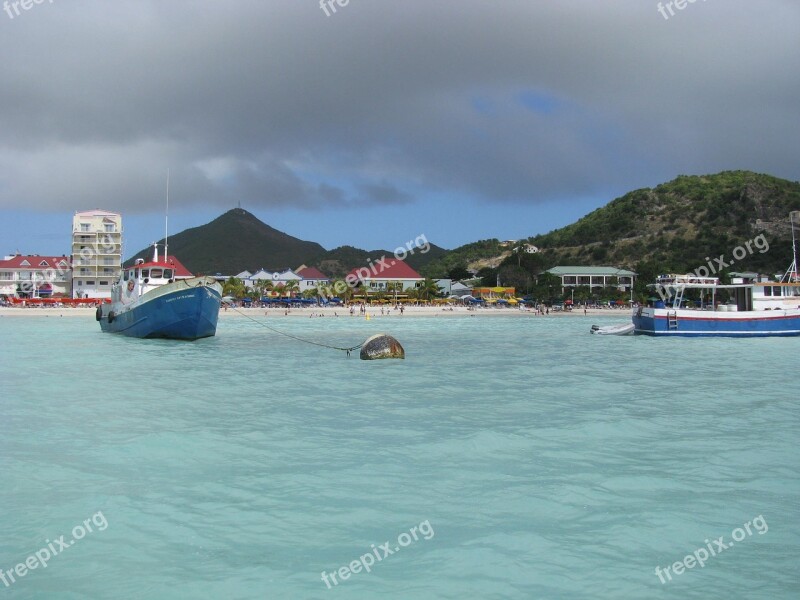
xmin=632 ymin=307 xmax=800 ymax=337
xmin=99 ymin=279 xmax=222 ymax=340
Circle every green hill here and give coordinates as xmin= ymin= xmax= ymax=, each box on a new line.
xmin=125 ymin=208 xmax=448 ymax=277
xmin=422 ymin=171 xmax=800 ymax=284
xmin=526 ymin=170 xmax=800 ymax=273
xmin=125 ymin=208 xmax=325 ymax=274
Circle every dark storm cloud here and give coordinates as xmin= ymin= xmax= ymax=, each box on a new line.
xmin=0 ymin=0 xmax=798 ymax=213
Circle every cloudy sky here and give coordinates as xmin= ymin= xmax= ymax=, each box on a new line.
xmin=1 ymin=0 xmax=798 ymax=258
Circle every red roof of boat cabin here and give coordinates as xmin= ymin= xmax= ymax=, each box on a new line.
xmin=127 ymin=255 xmax=193 ymax=277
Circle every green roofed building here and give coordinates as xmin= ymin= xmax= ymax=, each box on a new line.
xmin=545 ymin=266 xmax=636 ymax=294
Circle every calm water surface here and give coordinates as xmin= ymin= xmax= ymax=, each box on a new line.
xmin=1 ymin=312 xmax=798 ymax=599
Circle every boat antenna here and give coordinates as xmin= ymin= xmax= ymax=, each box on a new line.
xmin=784 ymin=211 xmax=799 ymax=283
xmin=792 ymin=211 xmax=799 ymax=283
xmin=165 ymin=169 xmax=170 ymax=263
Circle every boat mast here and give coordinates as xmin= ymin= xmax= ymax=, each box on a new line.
xmin=784 ymin=211 xmax=799 ymax=283
xmin=164 ymin=169 xmax=170 ymax=263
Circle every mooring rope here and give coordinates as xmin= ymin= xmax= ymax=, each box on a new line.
xmin=226 ymin=304 xmax=363 ymax=356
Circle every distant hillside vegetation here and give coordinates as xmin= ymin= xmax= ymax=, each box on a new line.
xmin=526 ymin=171 xmax=800 ymax=273
xmin=419 ymin=239 xmax=509 ymax=278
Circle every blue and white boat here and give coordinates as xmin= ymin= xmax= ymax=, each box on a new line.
xmin=632 ymin=274 xmax=800 ymax=337
xmin=634 ymin=213 xmax=800 ymax=337
xmin=97 ymin=244 xmax=222 ymax=340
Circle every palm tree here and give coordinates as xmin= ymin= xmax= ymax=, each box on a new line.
xmin=223 ymin=277 xmax=246 ymax=299
xmin=418 ymin=278 xmax=441 ymax=302
xmin=282 ymin=280 xmax=300 ymax=298
xmin=249 ymin=279 xmax=268 ymax=301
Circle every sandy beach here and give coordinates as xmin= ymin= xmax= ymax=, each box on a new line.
xmin=0 ymin=305 xmax=631 ymax=319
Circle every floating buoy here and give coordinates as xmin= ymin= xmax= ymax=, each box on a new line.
xmin=360 ymin=333 xmax=405 ymax=360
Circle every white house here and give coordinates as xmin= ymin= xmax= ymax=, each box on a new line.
xmin=296 ymin=266 xmax=330 ymax=292
xmin=346 ymin=259 xmax=424 ymax=292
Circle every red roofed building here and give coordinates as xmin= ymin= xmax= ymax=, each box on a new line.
xmin=346 ymin=258 xmax=424 ymax=295
xmin=296 ymin=266 xmax=330 ymax=293
xmin=0 ymin=254 xmax=72 ymax=298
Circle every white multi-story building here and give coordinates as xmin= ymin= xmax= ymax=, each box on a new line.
xmin=71 ymin=210 xmax=123 ymax=299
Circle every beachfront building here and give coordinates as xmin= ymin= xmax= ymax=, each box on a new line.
xmin=248 ymin=269 xmax=302 ymax=286
xmin=435 ymin=279 xmax=452 ymax=295
xmin=71 ymin=209 xmax=123 ymax=299
xmin=346 ymin=259 xmax=424 ymax=297
xmin=450 ymin=281 xmax=473 ymax=298
xmin=241 ymin=268 xmax=302 ymax=298
xmin=545 ymin=266 xmax=636 ymax=294
xmin=296 ymin=266 xmax=330 ymax=292
xmin=0 ymin=254 xmax=72 ymax=298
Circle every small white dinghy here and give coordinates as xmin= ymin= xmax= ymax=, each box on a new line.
xmin=590 ymin=323 xmax=635 ymax=336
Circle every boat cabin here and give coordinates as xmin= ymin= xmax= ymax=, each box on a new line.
xmin=652 ymin=274 xmax=800 ymax=312
xmin=111 ymin=244 xmax=194 ymax=303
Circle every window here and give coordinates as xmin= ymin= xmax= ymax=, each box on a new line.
xmin=86 ymin=280 xmax=95 ymax=285
xmin=77 ymin=280 xmax=83 ymax=286
xmin=163 ymin=269 xmax=173 ymax=279
xmin=772 ymin=286 xmax=783 ymax=297
xmin=104 ymin=258 xmax=113 ymax=265
xmin=150 ymin=269 xmax=163 ymax=278
xmin=763 ymin=287 xmax=772 ymax=296
xmin=100 ymin=281 xmax=109 ymax=286
xmin=80 ymin=223 xmax=90 ymax=232
xmin=104 ymin=224 xmax=115 ymax=232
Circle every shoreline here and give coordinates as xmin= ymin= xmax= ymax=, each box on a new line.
xmin=0 ymin=306 xmax=631 ymax=319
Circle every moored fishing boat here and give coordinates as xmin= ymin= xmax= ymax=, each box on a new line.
xmin=97 ymin=243 xmax=222 ymax=340
xmin=632 ymin=275 xmax=800 ymax=337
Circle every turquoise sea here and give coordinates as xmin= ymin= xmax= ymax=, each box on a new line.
xmin=1 ymin=312 xmax=798 ymax=599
